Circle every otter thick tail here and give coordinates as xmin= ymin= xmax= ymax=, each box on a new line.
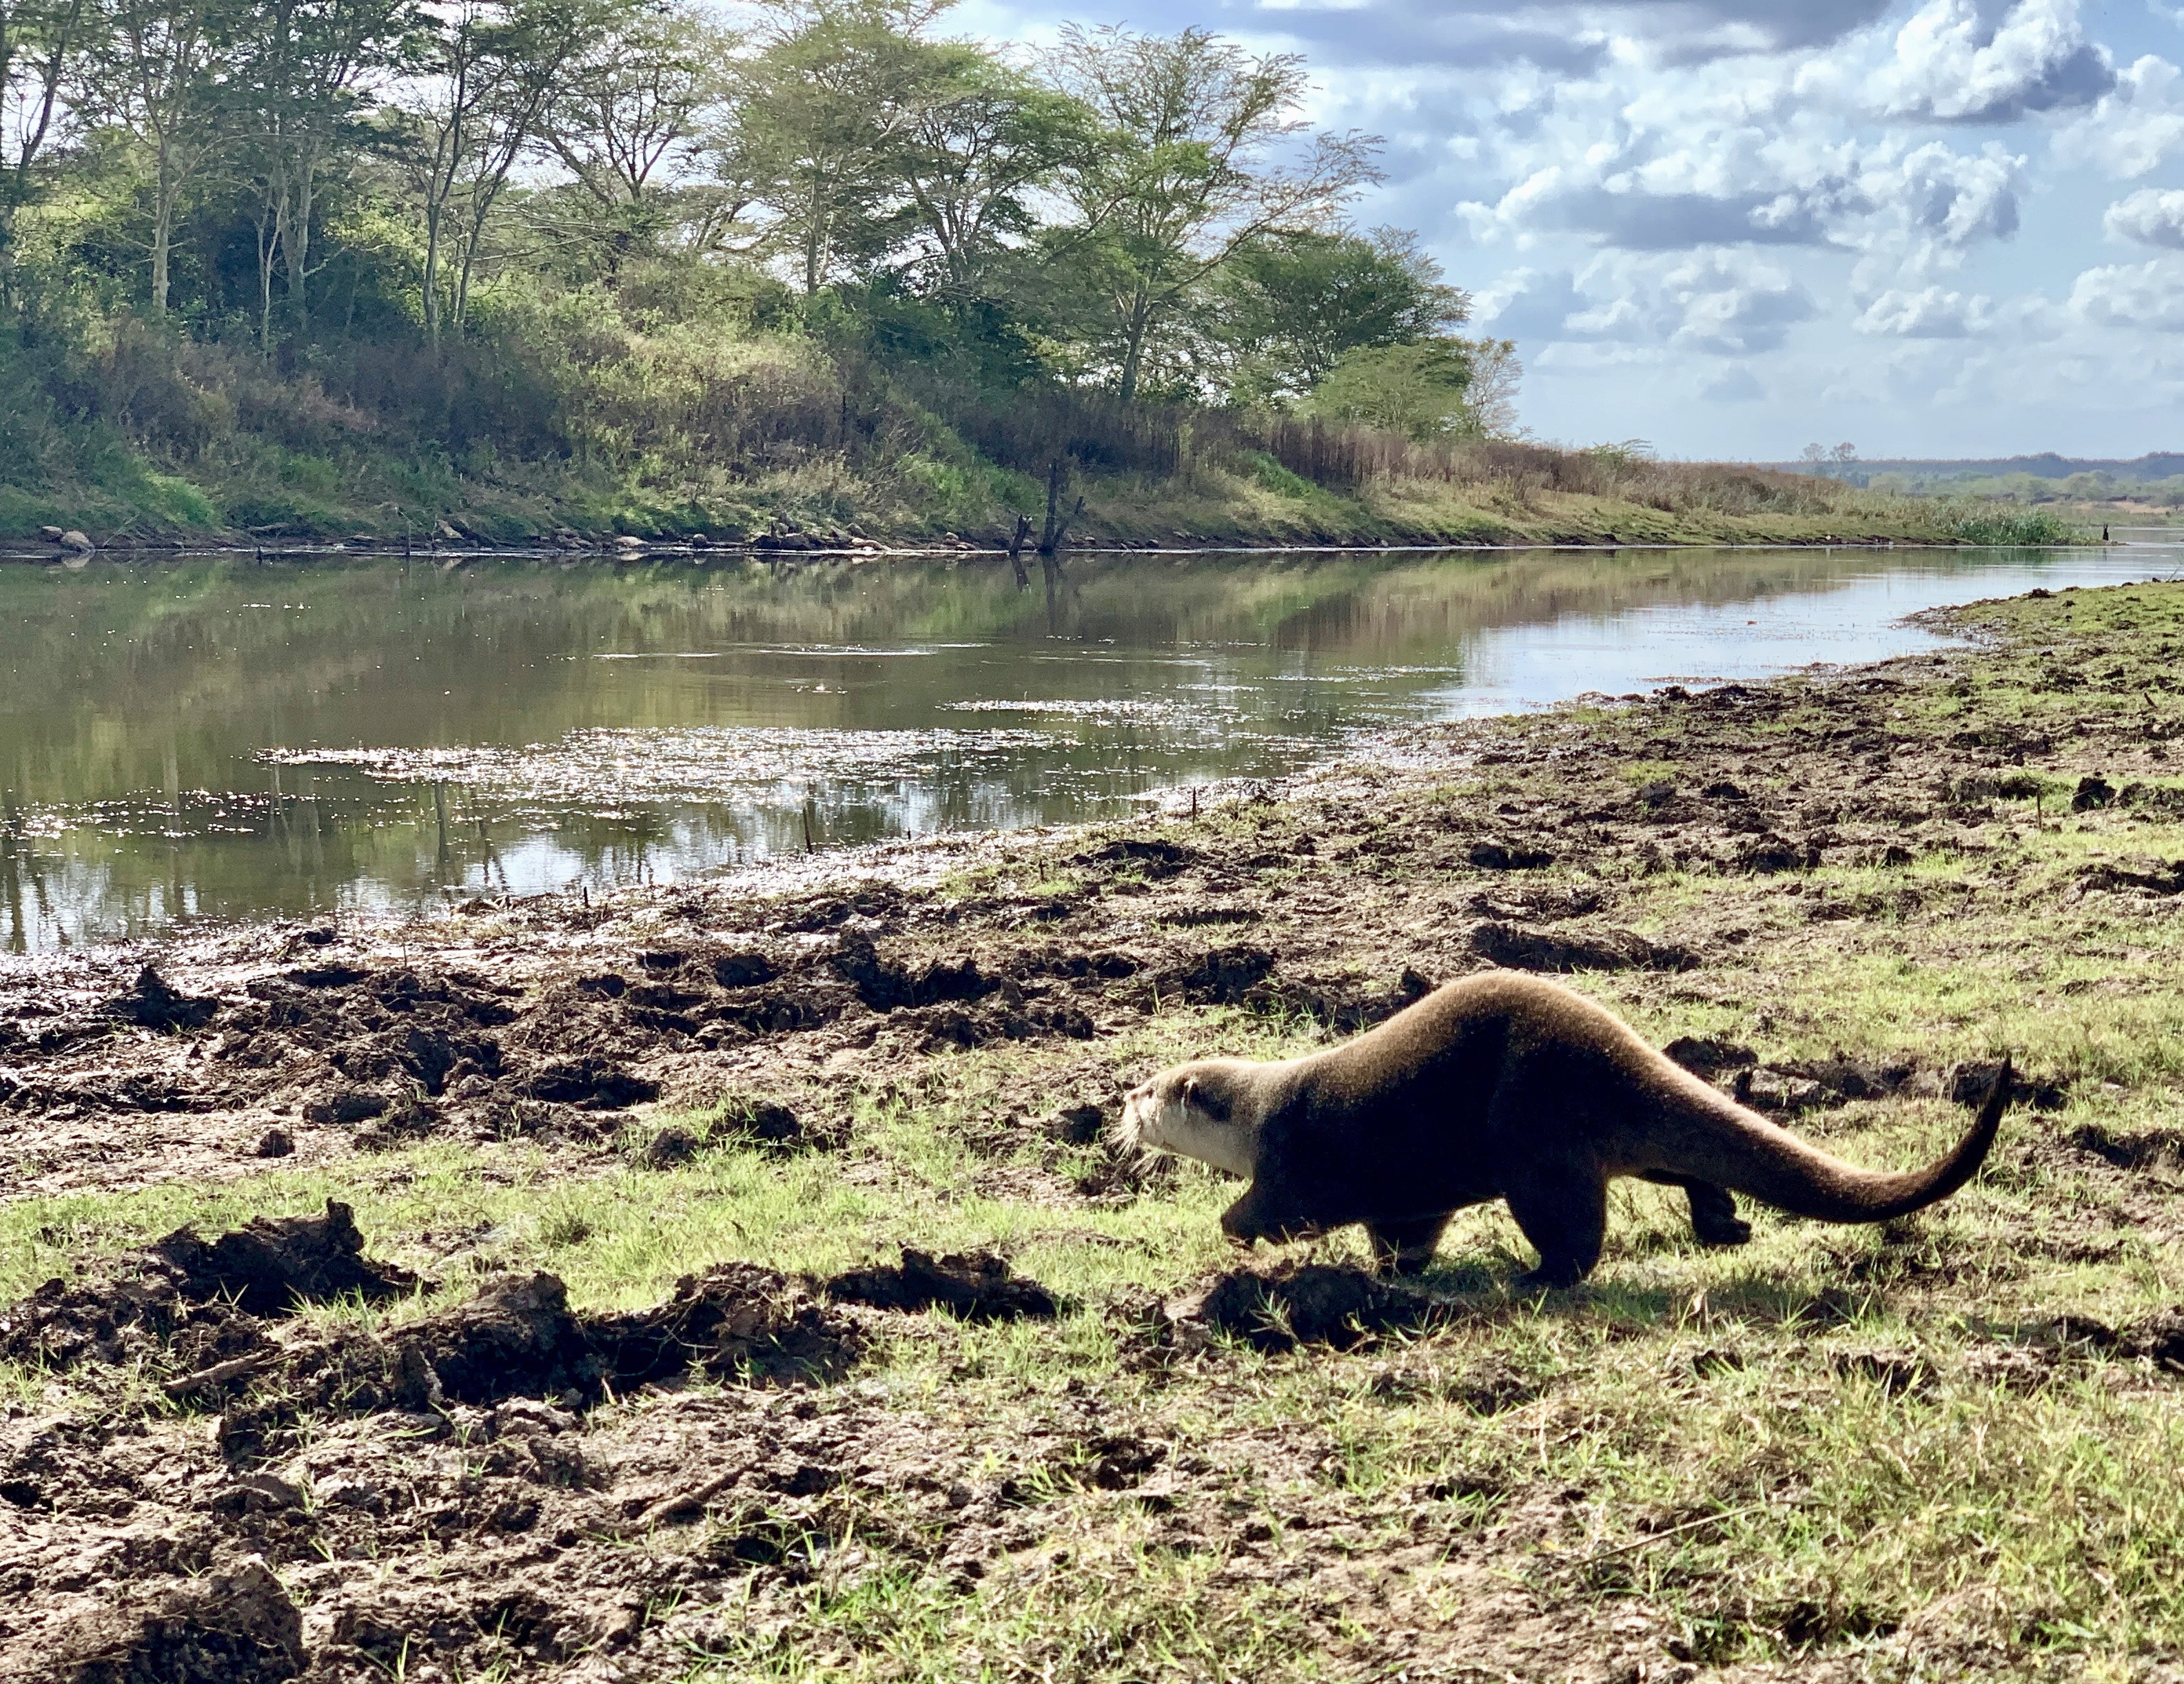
xmin=1660 ymin=1058 xmax=2012 ymax=1225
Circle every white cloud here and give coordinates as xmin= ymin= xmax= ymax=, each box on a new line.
xmin=2105 ymin=187 xmax=2184 ymax=248
xmin=1474 ymin=267 xmax=1588 ymax=338
xmin=1561 ymin=252 xmax=1820 ymax=353
xmin=2070 ymin=259 xmax=2184 ymax=330
xmin=2052 ymin=55 xmax=2184 ymax=177
xmin=1854 ymin=285 xmax=1994 ymax=335
xmin=1870 ymin=0 xmax=2113 ymax=122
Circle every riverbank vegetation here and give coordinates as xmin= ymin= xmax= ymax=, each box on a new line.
xmin=4 ymin=578 xmax=2184 ymax=1673
xmin=0 ymin=0 xmax=2056 ymax=548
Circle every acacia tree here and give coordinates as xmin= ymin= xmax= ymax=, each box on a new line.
xmin=1043 ymin=23 xmax=1380 ymax=404
xmin=890 ymin=45 xmax=1089 ymax=301
xmin=538 ymin=2 xmax=733 ymax=274
xmin=1 ymin=0 xmax=85 ymax=280
xmin=398 ymin=0 xmax=602 ymax=340
xmin=1198 ymin=225 xmax=1469 ymax=404
xmin=236 ymin=0 xmax=417 ymax=343
xmin=712 ymin=0 xmax=941 ymax=297
xmin=80 ymin=0 xmax=239 ymax=315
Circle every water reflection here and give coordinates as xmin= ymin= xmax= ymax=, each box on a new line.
xmin=0 ymin=544 xmax=2164 ymax=951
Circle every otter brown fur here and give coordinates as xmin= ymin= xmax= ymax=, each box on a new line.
xmin=1119 ymin=971 xmax=2010 ymax=1288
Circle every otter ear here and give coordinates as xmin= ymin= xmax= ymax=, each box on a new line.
xmin=1182 ymin=1076 xmax=1199 ymax=1102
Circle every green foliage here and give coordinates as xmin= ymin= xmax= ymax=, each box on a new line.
xmin=1241 ymin=450 xmax=1315 ymax=498
xmin=1202 ymin=226 xmax=1468 ymax=404
xmin=1299 ymin=337 xmax=1480 ymax=442
xmin=1935 ymin=504 xmax=2089 ymax=546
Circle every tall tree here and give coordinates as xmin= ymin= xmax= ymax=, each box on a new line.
xmin=1043 ymin=23 xmax=1380 ymax=404
xmin=1199 ymin=225 xmax=1469 ymax=404
xmin=396 ymin=0 xmax=602 ymax=340
xmin=711 ymin=0 xmax=939 ymax=298
xmin=539 ymin=1 xmax=730 ymax=274
xmin=890 ymin=45 xmax=1088 ymax=301
xmin=236 ymin=0 xmax=417 ymax=342
xmin=1 ymin=0 xmax=85 ymax=276
xmin=80 ymin=0 xmax=239 ymax=315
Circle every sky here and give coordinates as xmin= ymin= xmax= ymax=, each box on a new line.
xmin=951 ymin=0 xmax=2184 ymax=462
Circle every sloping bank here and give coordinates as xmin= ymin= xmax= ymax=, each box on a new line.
xmin=3 ymin=456 xmax=2081 ymax=556
xmin=6 ymin=579 xmax=2184 ymax=1678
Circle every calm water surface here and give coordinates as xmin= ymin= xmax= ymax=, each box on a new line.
xmin=0 ymin=543 xmax=2168 ymax=952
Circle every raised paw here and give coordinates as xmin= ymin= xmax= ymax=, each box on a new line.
xmin=1693 ymin=1213 xmax=1753 ymax=1248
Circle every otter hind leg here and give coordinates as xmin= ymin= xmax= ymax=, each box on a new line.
xmin=1682 ymin=1179 xmax=1751 ymax=1248
xmin=1637 ymin=1171 xmax=1753 ymax=1248
xmin=1505 ymin=1167 xmax=1607 ymax=1291
xmin=1366 ymin=1214 xmax=1451 ymax=1277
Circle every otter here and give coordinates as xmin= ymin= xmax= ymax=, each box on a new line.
xmin=1119 ymin=972 xmax=2010 ymax=1288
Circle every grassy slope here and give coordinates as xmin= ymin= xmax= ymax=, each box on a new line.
xmin=12 ymin=580 xmax=2184 ymax=1675
xmin=0 ymin=427 xmax=2072 ymax=551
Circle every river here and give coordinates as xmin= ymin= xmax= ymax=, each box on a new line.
xmin=0 ymin=542 xmax=2166 ymax=952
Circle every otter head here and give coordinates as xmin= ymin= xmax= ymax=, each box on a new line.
xmin=1118 ymin=1058 xmax=1261 ymax=1178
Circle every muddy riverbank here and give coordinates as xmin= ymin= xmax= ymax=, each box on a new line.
xmin=7 ymin=578 xmax=2184 ymax=1680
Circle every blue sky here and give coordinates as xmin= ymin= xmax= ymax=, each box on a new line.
xmin=953 ymin=0 xmax=2184 ymax=460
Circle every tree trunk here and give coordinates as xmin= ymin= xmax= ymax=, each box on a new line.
xmin=1116 ymin=284 xmax=1153 ymax=404
xmin=280 ymin=141 xmax=320 ymax=333
xmin=256 ymin=197 xmax=276 ymax=348
xmin=421 ymin=194 xmax=443 ymax=343
xmin=149 ymin=165 xmax=174 ymax=316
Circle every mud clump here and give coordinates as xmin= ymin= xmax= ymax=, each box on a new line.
xmin=641 ymin=1123 xmax=703 ymax=1167
xmin=834 ymin=934 xmax=999 ymax=1012
xmin=0 ymin=1263 xmax=199 ymax=1373
xmin=400 ymin=1272 xmax=599 ymax=1406
xmin=0 ymin=1201 xmax=414 ymax=1372
xmin=713 ymin=951 xmax=779 ymax=988
xmin=103 ymin=965 xmax=218 ymax=1032
xmin=40 ymin=1558 xmax=304 ymax=1684
xmin=1662 ymin=1036 xmax=1759 ymax=1078
xmin=711 ymin=1094 xmax=809 ymax=1153
xmin=152 ymin=1200 xmax=420 ymax=1316
xmin=522 ymin=1056 xmax=660 ymax=1109
xmin=1467 ymin=841 xmax=1555 ymax=870
xmin=1171 ymin=945 xmax=1274 ymax=1005
xmin=302 ymin=1087 xmax=387 ymax=1126
xmin=823 ymin=1249 xmax=1061 ymax=1323
xmin=1078 ymin=836 xmax=1195 ymax=879
xmin=591 ymin=1263 xmax=862 ymax=1387
xmin=1177 ymin=1262 xmax=1442 ymax=1353
xmin=1470 ymin=921 xmax=1697 ymax=974
xmin=2070 ymin=1122 xmax=2184 ymax=1170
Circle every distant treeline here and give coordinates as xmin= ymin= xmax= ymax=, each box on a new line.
xmin=1774 ymin=453 xmax=2184 ymax=506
